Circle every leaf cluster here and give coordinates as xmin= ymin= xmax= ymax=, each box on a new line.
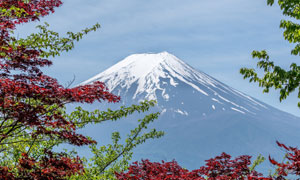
xmin=0 ymin=0 xmax=163 ymax=179
xmin=14 ymin=22 xmax=100 ymax=58
xmin=69 ymin=100 xmax=164 ymax=179
xmin=240 ymin=0 xmax=300 ymax=107
xmin=117 ymin=141 xmax=300 ymax=180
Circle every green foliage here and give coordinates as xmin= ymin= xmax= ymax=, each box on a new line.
xmin=240 ymin=0 xmax=300 ymax=107
xmin=0 ymin=6 xmax=28 ymax=18
xmin=69 ymin=100 xmax=164 ymax=179
xmin=249 ymin=154 xmax=265 ymax=172
xmin=69 ymin=100 xmax=158 ymax=128
xmin=13 ymin=22 xmax=100 ymax=58
xmin=0 ymin=102 xmax=66 ymax=168
xmin=0 ymin=99 xmax=164 ymax=179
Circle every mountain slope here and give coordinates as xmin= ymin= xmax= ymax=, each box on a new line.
xmin=80 ymin=52 xmax=300 ymax=172
xmin=82 ymin=52 xmax=267 ymax=116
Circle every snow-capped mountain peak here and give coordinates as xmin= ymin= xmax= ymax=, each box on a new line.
xmin=82 ymin=52 xmax=220 ymax=99
xmin=81 ymin=52 xmax=267 ymax=115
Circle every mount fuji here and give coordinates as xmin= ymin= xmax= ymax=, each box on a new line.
xmin=80 ymin=52 xmax=300 ymax=172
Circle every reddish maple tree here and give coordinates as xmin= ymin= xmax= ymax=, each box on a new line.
xmin=0 ymin=0 xmax=120 ymax=179
xmin=115 ymin=155 xmax=271 ymax=180
xmin=269 ymin=141 xmax=300 ymax=179
xmin=117 ymin=141 xmax=300 ymax=180
xmin=116 ymin=141 xmax=300 ymax=179
xmin=194 ymin=153 xmax=270 ymax=180
xmin=115 ymin=159 xmax=204 ymax=180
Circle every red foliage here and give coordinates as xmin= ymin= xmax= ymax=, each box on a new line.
xmin=0 ymin=166 xmax=15 ymax=180
xmin=195 ymin=153 xmax=270 ymax=180
xmin=0 ymin=0 xmax=120 ymax=179
xmin=115 ymin=154 xmax=271 ymax=180
xmin=117 ymin=141 xmax=300 ymax=179
xmin=17 ymin=151 xmax=84 ymax=180
xmin=115 ymin=159 xmax=205 ymax=180
xmin=269 ymin=141 xmax=300 ymax=178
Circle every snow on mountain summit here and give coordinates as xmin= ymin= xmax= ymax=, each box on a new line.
xmin=82 ymin=51 xmax=210 ymax=98
xmin=82 ymin=52 xmax=211 ymax=94
xmin=81 ymin=52 xmax=267 ymax=115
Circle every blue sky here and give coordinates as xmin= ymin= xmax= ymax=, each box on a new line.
xmin=17 ymin=0 xmax=300 ymax=117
